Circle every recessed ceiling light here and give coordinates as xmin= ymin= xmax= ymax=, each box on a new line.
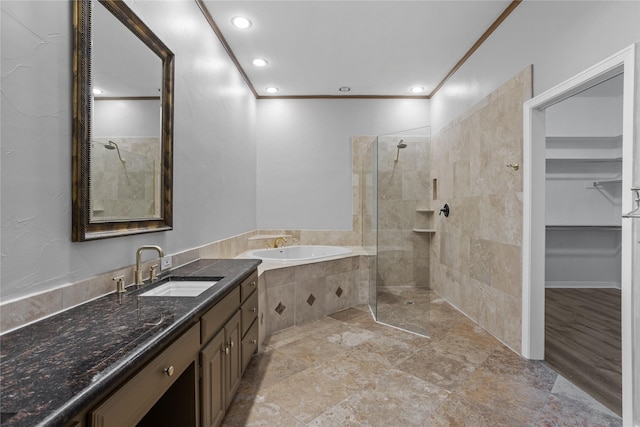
xmin=231 ymin=16 xmax=252 ymax=29
xmin=265 ymin=87 xmax=279 ymax=94
xmin=339 ymin=87 xmax=351 ymax=92
xmin=93 ymin=87 xmax=103 ymax=95
xmin=410 ymin=86 xmax=425 ymax=94
xmin=252 ymin=58 xmax=268 ymax=67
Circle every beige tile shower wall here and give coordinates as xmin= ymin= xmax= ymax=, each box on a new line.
xmin=430 ymin=66 xmax=532 ymax=353
xmin=376 ymin=135 xmax=432 ymax=288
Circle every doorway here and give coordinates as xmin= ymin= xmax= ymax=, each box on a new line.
xmin=522 ymin=44 xmax=639 ymax=426
xmin=543 ymin=75 xmax=623 ymax=414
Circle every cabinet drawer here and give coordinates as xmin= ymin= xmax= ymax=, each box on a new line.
xmin=241 ymin=319 xmax=258 ymax=373
xmin=241 ymin=289 xmax=259 ymax=337
xmin=240 ymin=270 xmax=258 ymax=303
xmin=201 ymin=287 xmax=240 ymax=345
xmin=90 ymin=323 xmax=199 ymax=427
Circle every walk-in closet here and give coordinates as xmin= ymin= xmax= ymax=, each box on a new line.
xmin=544 ymin=75 xmax=623 ymax=415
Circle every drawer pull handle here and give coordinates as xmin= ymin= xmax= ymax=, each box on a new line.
xmin=250 ymin=307 xmax=257 ymax=313
xmin=164 ymin=366 xmax=175 ymax=377
xmin=250 ymin=339 xmax=257 ymax=344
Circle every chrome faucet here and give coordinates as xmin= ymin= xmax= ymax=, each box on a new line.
xmin=135 ymin=245 xmax=164 ymax=286
xmin=272 ymin=237 xmax=287 ymax=248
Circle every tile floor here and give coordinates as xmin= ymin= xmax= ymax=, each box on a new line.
xmin=223 ymin=290 xmax=622 ymax=426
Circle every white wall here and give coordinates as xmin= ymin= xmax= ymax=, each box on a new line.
xmin=256 ymin=98 xmax=430 ymax=230
xmin=546 ymin=96 xmax=623 ymax=137
xmin=431 ymin=1 xmax=640 ymax=134
xmin=94 ymin=99 xmax=161 ymax=137
xmin=0 ymin=0 xmax=257 ymax=301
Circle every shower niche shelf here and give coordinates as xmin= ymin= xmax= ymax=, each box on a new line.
xmin=412 ymin=228 xmax=435 ymax=233
xmin=414 ymin=208 xmax=435 ymax=234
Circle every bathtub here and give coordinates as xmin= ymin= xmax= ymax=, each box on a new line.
xmin=248 ymin=245 xmax=352 ymax=262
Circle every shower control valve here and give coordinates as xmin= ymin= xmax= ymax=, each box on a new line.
xmin=439 ymin=204 xmax=450 ymax=217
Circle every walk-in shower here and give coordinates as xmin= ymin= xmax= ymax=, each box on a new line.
xmin=364 ymin=131 xmax=432 ymax=336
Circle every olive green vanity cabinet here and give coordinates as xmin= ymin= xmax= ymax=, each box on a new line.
xmin=200 ymin=271 xmax=259 ymax=427
xmin=82 ymin=270 xmax=259 ymax=427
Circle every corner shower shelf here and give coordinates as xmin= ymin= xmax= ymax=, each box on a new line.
xmin=412 ymin=228 xmax=436 ymax=233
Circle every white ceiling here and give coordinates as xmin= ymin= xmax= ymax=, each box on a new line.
xmin=200 ymin=1 xmax=515 ymax=98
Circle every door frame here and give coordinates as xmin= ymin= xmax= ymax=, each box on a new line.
xmin=521 ymin=43 xmax=637 ymax=425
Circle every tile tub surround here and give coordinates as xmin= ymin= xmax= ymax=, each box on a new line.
xmin=223 ymin=298 xmax=621 ymax=426
xmin=430 ymin=66 xmax=532 ymax=352
xmin=0 ymin=259 xmax=260 ymax=427
xmin=237 ymin=247 xmax=370 ymax=340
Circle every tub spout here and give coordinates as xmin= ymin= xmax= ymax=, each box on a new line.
xmin=273 ymin=237 xmax=287 ymax=248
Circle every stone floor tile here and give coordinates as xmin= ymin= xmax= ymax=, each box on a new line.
xmin=480 ymin=346 xmax=557 ymax=392
xmin=314 ymin=352 xmax=388 ymax=391
xmin=241 ymin=349 xmax=309 ymax=390
xmin=259 ymin=367 xmax=352 ymax=424
xmin=222 ymin=397 xmax=302 ymax=427
xmin=424 ymin=392 xmax=523 ymax=427
xmin=261 ymin=316 xmax=341 ymax=351
xmin=329 ymin=307 xmax=369 ymax=322
xmin=346 ymin=332 xmax=421 ymax=367
xmin=397 ymin=346 xmax=477 ymax=391
xmin=308 ymin=368 xmax=449 ymax=427
xmin=457 ymin=368 xmax=551 ymax=426
xmin=534 ymin=393 xmax=622 ymax=427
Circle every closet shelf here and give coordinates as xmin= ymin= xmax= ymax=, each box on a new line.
xmin=546 ymin=157 xmax=622 ymax=163
xmin=591 ymin=178 xmax=622 ymax=186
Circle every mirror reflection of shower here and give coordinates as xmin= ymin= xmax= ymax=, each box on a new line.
xmin=90 ymin=138 xmax=158 ymax=221
xmin=104 ymin=140 xmax=126 ymax=164
xmin=395 ymin=139 xmax=407 ymax=161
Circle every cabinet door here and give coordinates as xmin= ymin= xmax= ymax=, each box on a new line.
xmin=225 ymin=311 xmax=242 ymax=410
xmin=200 ymin=328 xmax=226 ymax=427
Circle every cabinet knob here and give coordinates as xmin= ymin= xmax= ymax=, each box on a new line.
xmin=250 ymin=281 xmax=256 ymax=287
xmin=250 ymin=307 xmax=257 ymax=313
xmin=224 ymin=347 xmax=229 ymax=355
xmin=229 ymin=340 xmax=234 ymax=348
xmin=250 ymin=339 xmax=257 ymax=344
xmin=164 ymin=366 xmax=175 ymax=377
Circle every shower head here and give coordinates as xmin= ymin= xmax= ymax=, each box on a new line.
xmin=105 ymin=141 xmax=125 ymax=163
xmin=395 ymin=140 xmax=407 ymax=161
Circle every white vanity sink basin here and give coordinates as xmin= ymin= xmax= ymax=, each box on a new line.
xmin=140 ymin=280 xmax=218 ymax=297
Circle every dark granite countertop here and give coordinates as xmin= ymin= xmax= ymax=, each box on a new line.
xmin=0 ymin=258 xmax=261 ymax=427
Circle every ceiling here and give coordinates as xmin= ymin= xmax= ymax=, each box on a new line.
xmin=198 ymin=0 xmax=517 ymax=98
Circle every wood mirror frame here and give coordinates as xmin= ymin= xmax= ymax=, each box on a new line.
xmin=72 ymin=0 xmax=174 ymax=241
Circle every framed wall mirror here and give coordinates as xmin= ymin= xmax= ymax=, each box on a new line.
xmin=72 ymin=0 xmax=174 ymax=241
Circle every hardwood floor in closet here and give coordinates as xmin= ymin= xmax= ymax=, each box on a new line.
xmin=545 ymin=288 xmax=622 ymax=415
